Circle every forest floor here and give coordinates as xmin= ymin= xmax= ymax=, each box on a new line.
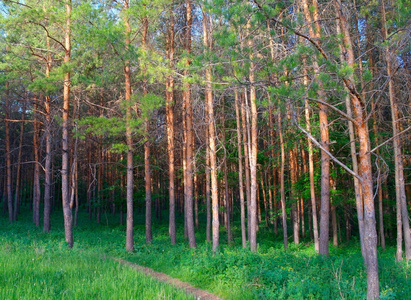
xmin=113 ymin=257 xmax=222 ymax=299
xmin=1 ymin=208 xmax=410 ymax=299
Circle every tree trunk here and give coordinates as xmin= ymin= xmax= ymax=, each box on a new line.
xmin=4 ymin=81 xmax=13 ymax=222
xmin=380 ymin=0 xmax=411 ymax=261
xmin=43 ymin=61 xmax=52 ymax=233
xmin=123 ymin=0 xmax=134 ymax=252
xmin=301 ymin=0 xmax=331 ymax=257
xmin=33 ymin=99 xmax=41 ymax=227
xmin=222 ymin=97 xmax=232 ymax=243
xmin=290 ymin=145 xmax=299 ymax=245
xmin=61 ymin=0 xmax=73 ymax=248
xmin=141 ymin=16 xmax=152 ymax=245
xmin=336 ymin=19 xmax=366 ymax=259
xmin=14 ymin=99 xmax=26 ymax=221
xmin=183 ymin=0 xmax=196 ymax=248
xmin=278 ymin=112 xmax=288 ymax=250
xmin=337 ymin=1 xmax=379 ymax=297
xmin=205 ymin=140 xmax=211 ymax=243
xmin=235 ymin=90 xmax=247 ymax=247
xmin=203 ymin=9 xmax=219 ymax=252
xmin=246 ymin=19 xmax=258 ymax=252
xmin=166 ymin=7 xmax=176 ymax=245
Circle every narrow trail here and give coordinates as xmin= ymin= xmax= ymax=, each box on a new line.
xmin=111 ymin=258 xmax=223 ymax=300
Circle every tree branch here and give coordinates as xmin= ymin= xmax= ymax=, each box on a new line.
xmin=370 ymin=126 xmax=411 ymax=154
xmin=292 ymin=111 xmax=362 ymax=182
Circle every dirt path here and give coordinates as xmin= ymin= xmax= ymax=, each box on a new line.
xmin=112 ymin=258 xmax=223 ymax=300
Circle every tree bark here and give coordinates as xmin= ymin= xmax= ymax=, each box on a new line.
xmin=184 ymin=0 xmax=196 ymax=248
xmin=247 ymin=19 xmax=258 ymax=252
xmin=203 ymin=9 xmax=218 ymax=252
xmin=235 ymin=90 xmax=247 ymax=248
xmin=141 ymin=16 xmax=152 ymax=245
xmin=33 ymin=98 xmax=41 ymax=227
xmin=304 ymin=95 xmax=319 ymax=251
xmin=14 ymin=98 xmax=26 ymax=221
xmin=380 ymin=0 xmax=410 ymax=261
xmin=301 ymin=0 xmax=331 ymax=257
xmin=336 ymin=19 xmax=366 ymax=259
xmin=337 ymin=1 xmax=379 ymax=297
xmin=43 ymin=46 xmax=52 ymax=232
xmin=166 ymin=7 xmax=176 ymax=245
xmin=278 ymin=112 xmax=288 ymax=250
xmin=61 ymin=0 xmax=73 ymax=248
xmin=4 ymin=81 xmax=13 ymax=222
xmin=123 ymin=0 xmax=134 ymax=252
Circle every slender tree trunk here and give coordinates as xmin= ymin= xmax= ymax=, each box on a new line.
xmin=184 ymin=0 xmax=196 ymax=248
xmin=13 ymin=99 xmax=25 ymax=221
xmin=140 ymin=17 xmax=152 ymax=245
xmin=43 ymin=79 xmax=52 ymax=232
xmin=301 ymin=0 xmax=331 ymax=256
xmin=331 ymin=178 xmax=338 ymax=247
xmin=203 ymin=9 xmax=219 ymax=252
xmin=336 ymin=20 xmax=366 ymax=259
xmin=240 ymin=92 xmax=251 ymax=240
xmin=205 ymin=139 xmax=211 ymax=243
xmin=278 ymin=113 xmax=288 ymax=250
xmin=123 ymin=0 xmax=134 ymax=252
xmin=380 ymin=0 xmax=411 ymax=261
xmin=290 ymin=145 xmax=299 ymax=245
xmin=303 ymin=65 xmax=319 ymax=251
xmin=246 ymin=20 xmax=258 ymax=252
xmin=235 ymin=90 xmax=247 ymax=248
xmin=221 ymin=97 xmax=232 ymax=243
xmin=194 ymin=160 xmax=199 ymax=230
xmin=337 ymin=2 xmax=379 ymax=297
xmin=4 ymin=81 xmax=13 ymax=222
xmin=61 ymin=0 xmax=73 ymax=248
xmin=166 ymin=7 xmax=176 ymax=245
xmin=33 ymin=99 xmax=41 ymax=227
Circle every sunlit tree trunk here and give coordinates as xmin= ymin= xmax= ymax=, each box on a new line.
xmin=246 ymin=19 xmax=258 ymax=252
xmin=337 ymin=1 xmax=379 ymax=296
xmin=336 ymin=19 xmax=366 ymax=259
xmin=123 ymin=0 xmax=134 ymax=252
xmin=166 ymin=7 xmax=176 ymax=245
xmin=184 ymin=0 xmax=196 ymax=248
xmin=61 ymin=0 xmax=73 ymax=248
xmin=301 ymin=0 xmax=331 ymax=256
xmin=203 ymin=9 xmax=218 ymax=252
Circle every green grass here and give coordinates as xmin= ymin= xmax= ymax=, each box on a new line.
xmin=1 ymin=208 xmax=410 ymax=299
xmin=0 ymin=214 xmax=193 ymax=299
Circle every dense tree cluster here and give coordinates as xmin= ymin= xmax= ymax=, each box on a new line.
xmin=1 ymin=0 xmax=410 ymax=298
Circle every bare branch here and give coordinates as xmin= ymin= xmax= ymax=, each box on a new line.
xmin=370 ymin=126 xmax=411 ymax=153
xmin=292 ymin=111 xmax=362 ymax=182
xmin=308 ymin=97 xmax=358 ymax=125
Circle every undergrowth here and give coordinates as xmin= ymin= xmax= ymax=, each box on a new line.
xmin=1 ymin=208 xmax=410 ymax=299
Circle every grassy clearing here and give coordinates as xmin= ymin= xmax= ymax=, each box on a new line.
xmin=0 ymin=215 xmax=193 ymax=300
xmin=1 ymin=209 xmax=410 ymax=299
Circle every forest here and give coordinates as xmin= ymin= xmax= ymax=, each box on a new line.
xmin=0 ymin=0 xmax=410 ymax=299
